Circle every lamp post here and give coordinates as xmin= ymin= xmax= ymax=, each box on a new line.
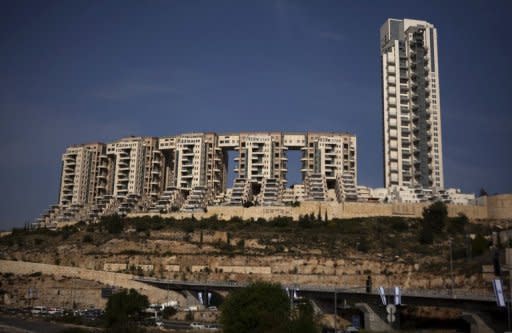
xmin=449 ymin=238 xmax=454 ymax=297
xmin=334 ymin=285 xmax=337 ymax=333
xmin=505 ymin=248 xmax=512 ymax=331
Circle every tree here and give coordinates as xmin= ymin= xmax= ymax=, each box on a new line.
xmin=478 ymin=188 xmax=488 ymax=197
xmin=289 ymin=300 xmax=319 ymax=333
xmin=419 ymin=223 xmax=434 ymax=244
xmin=161 ymin=306 xmax=177 ymax=319
xmin=472 ymin=234 xmax=490 ymax=257
xmin=101 ymin=214 xmax=124 ymax=234
xmin=220 ymin=282 xmax=290 ymax=333
xmin=446 ymin=213 xmax=469 ymax=234
xmin=221 ymin=282 xmax=318 ymax=333
xmin=422 ymin=201 xmax=447 ymax=233
xmin=105 ymin=289 xmax=149 ymax=332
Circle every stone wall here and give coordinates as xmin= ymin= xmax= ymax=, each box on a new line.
xmin=485 ymin=194 xmax=512 ymax=219
xmin=0 ymin=259 xmax=186 ymax=306
xmin=129 ymin=197 xmax=507 ymax=221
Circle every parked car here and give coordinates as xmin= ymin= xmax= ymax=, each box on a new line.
xmin=204 ymin=324 xmax=221 ymax=331
xmin=190 ymin=322 xmax=205 ymax=329
xmin=31 ymin=306 xmax=47 ymax=315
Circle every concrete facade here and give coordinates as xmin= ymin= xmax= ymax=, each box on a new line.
xmin=381 ymin=19 xmax=444 ymax=189
xmin=43 ymin=132 xmax=359 ymax=225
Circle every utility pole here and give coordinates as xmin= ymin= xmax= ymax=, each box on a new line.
xmin=506 ymin=248 xmax=512 ymax=331
xmin=449 ymin=238 xmax=454 ymax=297
xmin=334 ymin=286 xmax=337 ymax=333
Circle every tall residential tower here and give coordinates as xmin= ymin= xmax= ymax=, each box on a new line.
xmin=380 ymin=19 xmax=444 ymax=189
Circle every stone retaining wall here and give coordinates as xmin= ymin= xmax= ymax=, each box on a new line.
xmin=0 ymin=259 xmax=186 ymax=305
xmin=129 ymin=199 xmax=501 ymax=221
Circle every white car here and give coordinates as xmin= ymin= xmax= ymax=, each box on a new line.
xmin=190 ymin=322 xmax=205 ymax=329
xmin=31 ymin=306 xmax=47 ymax=315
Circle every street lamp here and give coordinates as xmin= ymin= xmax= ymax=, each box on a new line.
xmin=449 ymin=237 xmax=454 ymax=297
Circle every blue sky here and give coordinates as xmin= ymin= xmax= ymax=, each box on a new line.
xmin=1 ymin=0 xmax=511 ymax=229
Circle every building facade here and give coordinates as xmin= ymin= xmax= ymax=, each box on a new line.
xmin=58 ymin=143 xmax=104 ymax=207
xmin=54 ymin=132 xmax=357 ymax=211
xmin=380 ymin=18 xmax=444 ymax=189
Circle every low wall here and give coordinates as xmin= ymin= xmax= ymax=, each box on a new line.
xmin=129 ymin=199 xmax=502 ymax=221
xmin=0 ymin=259 xmax=186 ymax=305
xmin=485 ymin=194 xmax=512 ymax=219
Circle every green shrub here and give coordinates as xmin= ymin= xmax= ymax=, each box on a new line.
xmin=82 ymin=234 xmax=93 ymax=243
xmin=472 ymin=234 xmax=490 ymax=257
xmin=446 ymin=213 xmax=468 ymax=234
xmin=101 ymin=214 xmax=124 ymax=234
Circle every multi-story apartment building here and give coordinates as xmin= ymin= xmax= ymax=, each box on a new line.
xmin=300 ymin=133 xmax=357 ymax=188
xmin=235 ymin=132 xmax=287 ymax=184
xmin=142 ymin=137 xmax=159 ymax=198
xmin=106 ymin=137 xmax=146 ymax=198
xmin=157 ymin=133 xmax=226 ymax=194
xmin=380 ymin=18 xmax=444 ymax=189
xmin=52 ymin=131 xmax=357 ymax=219
xmin=58 ymin=143 xmax=104 ymax=206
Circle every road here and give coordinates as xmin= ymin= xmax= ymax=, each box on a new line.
xmin=0 ymin=314 xmax=95 ymax=333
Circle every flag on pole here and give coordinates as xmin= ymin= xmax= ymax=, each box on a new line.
xmin=207 ymin=292 xmax=212 ymax=305
xmin=378 ymin=286 xmax=387 ymax=306
xmin=492 ymin=279 xmax=506 ymax=307
xmin=198 ymin=292 xmax=204 ymax=305
xmin=394 ymin=286 xmax=401 ymax=305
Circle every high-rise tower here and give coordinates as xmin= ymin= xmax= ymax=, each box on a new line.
xmin=380 ymin=18 xmax=444 ymax=189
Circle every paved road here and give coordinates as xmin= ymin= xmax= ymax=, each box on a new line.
xmin=0 ymin=315 xmax=66 ymax=333
xmin=0 ymin=315 xmax=99 ymax=333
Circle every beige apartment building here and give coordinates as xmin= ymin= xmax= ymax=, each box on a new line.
xmin=54 ymin=132 xmax=357 ymax=216
xmin=58 ymin=143 xmax=104 ymax=207
xmin=380 ymin=18 xmax=444 ymax=189
xmin=106 ymin=137 xmax=147 ymax=198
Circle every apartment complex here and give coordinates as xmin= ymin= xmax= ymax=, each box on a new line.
xmin=58 ymin=143 xmax=103 ymax=206
xmin=380 ymin=18 xmax=444 ymax=189
xmin=40 ymin=132 xmax=358 ymax=224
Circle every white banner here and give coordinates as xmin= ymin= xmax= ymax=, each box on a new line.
xmin=198 ymin=292 xmax=204 ymax=305
xmin=493 ymin=279 xmax=506 ymax=307
xmin=394 ymin=286 xmax=401 ymax=305
xmin=207 ymin=292 xmax=212 ymax=305
xmin=378 ymin=286 xmax=387 ymax=306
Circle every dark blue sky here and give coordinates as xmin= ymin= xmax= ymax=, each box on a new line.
xmin=1 ymin=0 xmax=511 ymax=229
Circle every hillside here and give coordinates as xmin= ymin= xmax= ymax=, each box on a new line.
xmin=0 ymin=213 xmax=499 ymax=297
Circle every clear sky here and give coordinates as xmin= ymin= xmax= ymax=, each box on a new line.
xmin=1 ymin=0 xmax=511 ymax=230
